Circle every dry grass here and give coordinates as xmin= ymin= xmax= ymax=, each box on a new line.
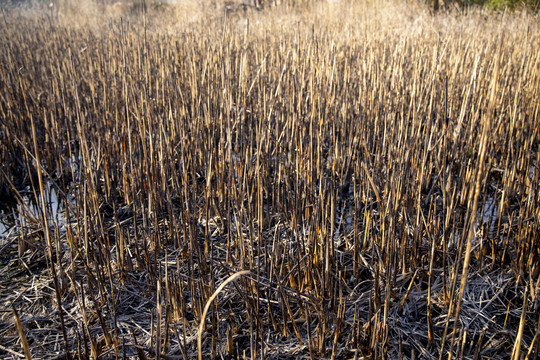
xmin=0 ymin=1 xmax=539 ymax=359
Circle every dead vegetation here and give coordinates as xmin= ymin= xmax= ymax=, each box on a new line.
xmin=0 ymin=1 xmax=539 ymax=359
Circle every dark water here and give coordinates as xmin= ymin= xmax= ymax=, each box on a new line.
xmin=0 ymin=184 xmax=65 ymax=240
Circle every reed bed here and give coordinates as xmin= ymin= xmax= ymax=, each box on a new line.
xmin=0 ymin=1 xmax=539 ymax=359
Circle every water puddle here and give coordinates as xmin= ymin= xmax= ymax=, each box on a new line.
xmin=446 ymin=193 xmax=499 ymax=250
xmin=0 ymin=184 xmax=67 ymax=241
xmin=0 ymin=209 xmax=11 ymax=237
xmin=480 ymin=195 xmax=498 ymax=233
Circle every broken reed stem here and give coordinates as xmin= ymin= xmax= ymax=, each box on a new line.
xmin=512 ymin=287 xmax=528 ymax=360
xmin=12 ymin=306 xmax=32 ymax=360
xmin=446 ymin=118 xmax=488 ymax=360
xmin=446 ymin=30 xmax=504 ymax=360
xmin=29 ymin=96 xmax=71 ymax=359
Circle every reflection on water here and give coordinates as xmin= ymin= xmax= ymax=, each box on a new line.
xmin=481 ymin=196 xmax=498 ymax=235
xmin=446 ymin=194 xmax=500 ymax=250
xmin=0 ymin=209 xmax=10 ymax=237
xmin=0 ymin=184 xmax=66 ymax=240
